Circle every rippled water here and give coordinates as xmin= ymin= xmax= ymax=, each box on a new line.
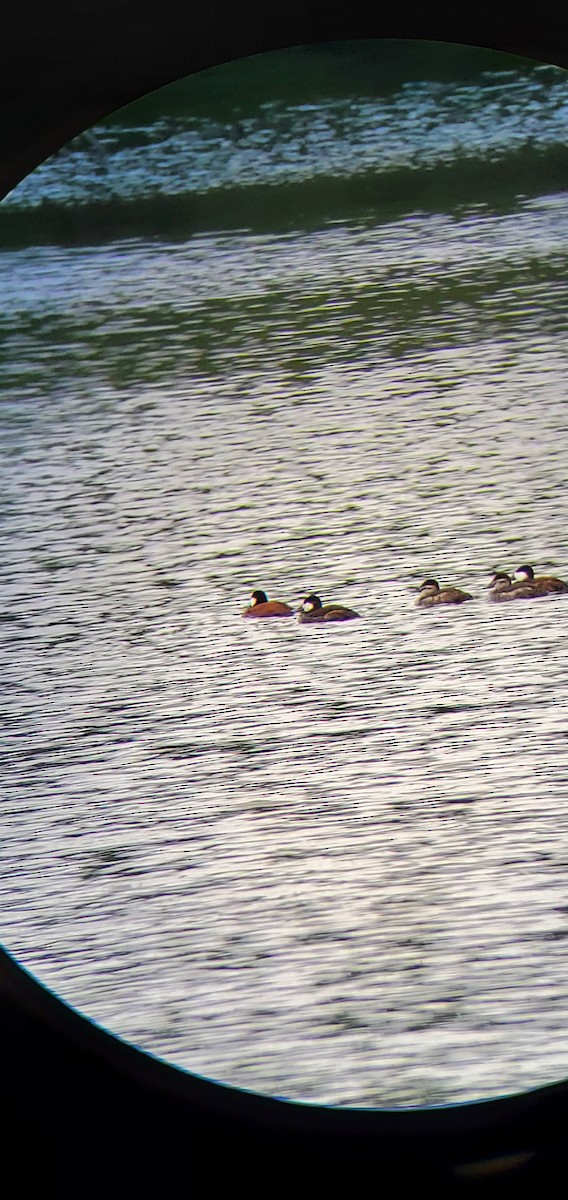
xmin=2 ymin=49 xmax=568 ymax=1108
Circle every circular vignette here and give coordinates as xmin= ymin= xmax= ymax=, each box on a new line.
xmin=3 ymin=11 xmax=568 ymax=196
xmin=1 ymin=945 xmax=566 ymax=1183
xmin=3 ymin=9 xmax=568 ymax=1185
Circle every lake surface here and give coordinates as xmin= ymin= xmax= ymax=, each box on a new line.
xmin=2 ymin=42 xmax=568 ymax=1108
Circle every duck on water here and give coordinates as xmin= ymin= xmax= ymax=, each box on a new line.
xmin=513 ymin=565 xmax=568 ymax=595
xmin=487 ymin=573 xmax=542 ymax=602
xmin=242 ymin=590 xmax=294 ymax=618
xmin=297 ymin=593 xmax=360 ymax=623
xmin=416 ymin=579 xmax=473 ymax=607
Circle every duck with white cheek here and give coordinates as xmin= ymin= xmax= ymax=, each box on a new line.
xmin=297 ymin=593 xmax=360 ymax=623
xmin=513 ymin=565 xmax=568 ymax=595
xmin=243 ymin=590 xmax=294 ymax=618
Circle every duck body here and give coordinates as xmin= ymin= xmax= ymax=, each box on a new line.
xmin=242 ymin=590 xmax=294 ymax=618
xmin=416 ymin=579 xmax=473 ymax=607
xmin=487 ymin=573 xmax=540 ymax=602
xmin=514 ymin=565 xmax=568 ymax=595
xmin=297 ymin=593 xmax=360 ymax=623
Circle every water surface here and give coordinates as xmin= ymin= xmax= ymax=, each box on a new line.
xmin=2 ymin=44 xmax=568 ymax=1108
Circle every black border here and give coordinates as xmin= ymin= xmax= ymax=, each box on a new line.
xmin=3 ymin=945 xmax=568 ymax=1183
xmin=2 ymin=9 xmax=568 ymax=196
xmin=2 ymin=6 xmax=568 ymax=1185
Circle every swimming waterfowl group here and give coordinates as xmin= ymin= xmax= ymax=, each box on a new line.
xmin=488 ymin=565 xmax=568 ymax=602
xmin=418 ymin=563 xmax=568 ymax=606
xmin=243 ymin=590 xmax=359 ymax=622
xmin=243 ymin=564 xmax=568 ymax=620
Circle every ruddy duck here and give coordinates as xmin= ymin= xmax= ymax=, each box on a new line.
xmin=242 ymin=590 xmax=294 ymax=618
xmin=297 ymin=593 xmax=360 ymax=623
xmin=514 ymin=565 xmax=568 ymax=595
xmin=416 ymin=579 xmax=473 ymax=607
xmin=487 ymin=573 xmax=539 ymax=602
